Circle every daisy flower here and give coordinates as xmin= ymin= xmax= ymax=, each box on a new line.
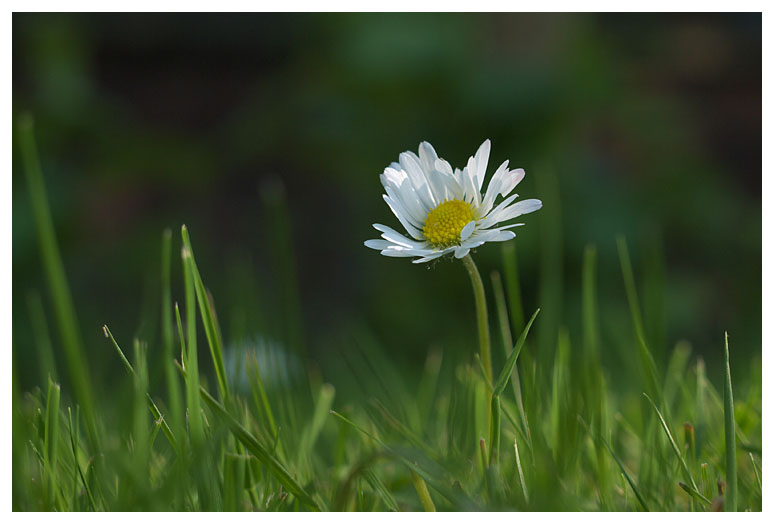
xmin=364 ymin=139 xmax=542 ymax=263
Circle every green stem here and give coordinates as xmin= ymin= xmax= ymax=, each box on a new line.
xmin=410 ymin=470 xmax=436 ymax=511
xmin=462 ymin=254 xmax=492 ymax=385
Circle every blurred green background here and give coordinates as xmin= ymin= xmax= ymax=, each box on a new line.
xmin=13 ymin=13 xmax=761 ymax=403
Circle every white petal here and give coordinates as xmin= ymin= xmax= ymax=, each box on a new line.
xmin=434 ymin=158 xmax=454 ymax=177
xmin=460 ymin=166 xmax=480 ymax=206
xmin=480 ymin=160 xmax=510 ymax=216
xmin=500 ymin=168 xmax=525 ymax=197
xmin=466 ymin=139 xmax=490 ymax=193
xmin=364 ymin=239 xmax=393 ymax=250
xmin=418 ymin=141 xmax=439 ymax=174
xmin=385 ymin=187 xmax=424 ymax=228
xmin=382 ymin=195 xmax=425 ymax=240
xmin=461 ymin=221 xmax=475 ymax=241
xmin=411 ymin=247 xmax=455 ymax=264
xmin=373 ymin=223 xmax=426 ymax=248
xmin=488 ymin=198 xmax=543 ymax=226
xmin=477 ymin=193 xmax=519 ymax=228
xmin=454 ymin=246 xmax=470 ymax=259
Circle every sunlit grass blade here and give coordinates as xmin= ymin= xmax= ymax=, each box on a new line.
xmin=181 ymin=225 xmax=230 ymax=402
xmin=678 ymin=481 xmax=711 ymax=506
xmin=43 ymin=378 xmax=61 ymax=509
xmin=723 ymin=332 xmax=737 ymax=511
xmin=102 ymin=325 xmax=178 ymax=453
xmin=19 ymin=114 xmax=97 ymax=445
xmin=363 ymin=469 xmax=399 ymax=511
xmin=513 ymin=438 xmax=529 ymax=504
xmin=643 ymin=393 xmax=701 ymax=496
xmin=411 ymin=469 xmax=436 ymax=511
xmin=601 ymin=438 xmax=649 ymax=511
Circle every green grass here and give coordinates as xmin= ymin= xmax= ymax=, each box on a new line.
xmin=13 ymin=120 xmax=762 ymax=511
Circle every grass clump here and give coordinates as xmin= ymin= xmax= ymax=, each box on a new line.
xmin=13 ymin=120 xmax=761 ymax=511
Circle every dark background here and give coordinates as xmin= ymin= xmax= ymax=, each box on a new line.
xmin=12 ymin=13 xmax=761 ymax=399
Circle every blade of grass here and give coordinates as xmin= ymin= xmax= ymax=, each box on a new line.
xmin=67 ymin=407 xmax=96 ymax=511
xmin=161 ymin=229 xmax=183 ymax=434
xmin=297 ymin=383 xmax=335 ymax=464
xmin=723 ymin=332 xmax=737 ymax=511
xmin=132 ymin=340 xmax=150 ymax=482
xmin=363 ymin=469 xmax=399 ymax=511
xmin=490 ymin=271 xmax=528 ymax=437
xmin=581 ymin=244 xmax=610 ymax=506
xmin=617 ymin=236 xmax=662 ymax=404
xmin=26 ymin=291 xmax=58 ymax=385
xmin=678 ymin=481 xmax=711 ymax=506
xmin=181 ymin=225 xmax=230 ymax=402
xmin=197 ymin=378 xmax=322 ymax=510
xmin=601 ymin=438 xmax=649 ymax=511
xmin=492 ymin=309 xmax=540 ymax=396
xmin=331 ymin=410 xmax=476 ymax=510
xmin=643 ymin=393 xmax=702 ymax=497
xmin=489 ymin=309 xmax=539 ymax=465
xmin=19 ymin=114 xmax=97 ymax=445
xmin=102 ymin=326 xmax=177 ymax=453
xmin=513 ymin=438 xmax=529 ymax=503
xmin=181 ymin=241 xmax=204 ymax=446
xmin=410 ymin=469 xmax=436 ymax=511
xmin=43 ymin=378 xmax=61 ymax=509
xmin=500 ymin=243 xmax=525 ymax=332
xmin=246 ymin=351 xmax=285 ymax=461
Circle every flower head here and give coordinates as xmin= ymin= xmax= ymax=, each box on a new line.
xmin=365 ymin=140 xmax=542 ymax=263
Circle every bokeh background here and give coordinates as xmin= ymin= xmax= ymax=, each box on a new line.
xmin=13 ymin=13 xmax=761 ymax=403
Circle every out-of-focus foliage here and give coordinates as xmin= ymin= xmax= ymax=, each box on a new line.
xmin=13 ymin=12 xmax=760 ymax=404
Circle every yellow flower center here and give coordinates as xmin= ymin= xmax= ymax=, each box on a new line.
xmin=422 ymin=199 xmax=475 ymax=248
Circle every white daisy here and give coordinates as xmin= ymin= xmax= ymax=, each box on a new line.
xmin=364 ymin=139 xmax=542 ymax=263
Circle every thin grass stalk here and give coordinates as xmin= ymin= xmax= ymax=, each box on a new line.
xmin=19 ymin=115 xmax=98 ymax=446
xmin=410 ymin=469 xmax=436 ymax=511
xmin=723 ymin=332 xmax=737 ymax=511
xmin=161 ymin=229 xmax=183 ymax=434
xmin=181 ymin=225 xmax=230 ymax=402
xmin=181 ymin=240 xmax=204 ymax=446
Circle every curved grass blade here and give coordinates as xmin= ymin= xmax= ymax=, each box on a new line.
xmin=19 ymin=115 xmax=97 ymax=445
xmin=493 ymin=309 xmax=540 ymax=396
xmin=197 ymin=384 xmax=322 ymax=510
xmin=617 ymin=237 xmax=662 ymax=403
xmin=601 ymin=438 xmax=649 ymax=511
xmin=67 ymin=407 xmax=96 ymax=511
xmin=102 ymin=325 xmax=178 ymax=453
xmin=489 ymin=309 xmax=539 ymax=464
xmin=642 ymin=393 xmax=701 ymax=497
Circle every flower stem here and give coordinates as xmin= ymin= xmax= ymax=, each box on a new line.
xmin=462 ymin=254 xmax=492 ymax=385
